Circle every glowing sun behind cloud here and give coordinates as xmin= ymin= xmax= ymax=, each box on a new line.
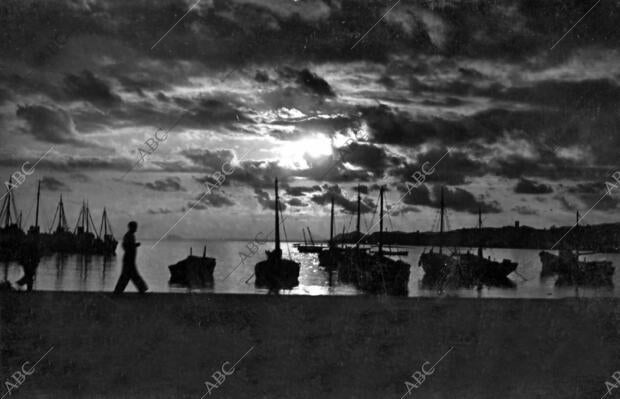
xmin=277 ymin=134 xmax=333 ymax=169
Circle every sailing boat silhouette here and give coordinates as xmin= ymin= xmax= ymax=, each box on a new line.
xmin=254 ymin=178 xmax=300 ymax=291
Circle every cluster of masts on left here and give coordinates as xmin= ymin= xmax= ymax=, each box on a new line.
xmin=0 ymin=178 xmax=117 ymax=261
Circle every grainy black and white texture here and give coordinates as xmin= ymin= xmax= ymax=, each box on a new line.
xmin=2 ymin=1 xmax=620 ymax=398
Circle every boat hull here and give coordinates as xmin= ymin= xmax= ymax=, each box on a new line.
xmin=338 ymin=251 xmax=410 ymax=295
xmin=295 ymin=245 xmax=324 ymax=254
xmin=168 ymin=255 xmax=216 ymax=286
xmin=539 ymin=251 xmax=614 ymax=286
xmin=255 ymin=252 xmax=300 ymax=290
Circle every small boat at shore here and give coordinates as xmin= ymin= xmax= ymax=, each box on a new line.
xmin=44 ymin=193 xmax=117 ymax=256
xmin=338 ymin=186 xmax=410 ymax=295
xmin=318 ymin=198 xmax=341 ymax=270
xmin=254 ymin=179 xmax=300 ymax=291
xmin=0 ymin=177 xmax=25 ymax=261
xmin=420 ymin=192 xmax=517 ymax=287
xmin=294 ymin=227 xmax=325 ymax=253
xmin=418 ymin=187 xmax=453 ymax=282
xmin=539 ymin=250 xmax=614 ymax=286
xmin=539 ymin=211 xmax=615 ymax=286
xmin=168 ymin=246 xmax=216 ymax=286
xmin=373 ymin=247 xmax=408 ymax=256
xmin=453 ymin=208 xmax=518 ymax=285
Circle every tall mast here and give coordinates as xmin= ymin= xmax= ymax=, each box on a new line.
xmin=57 ymin=194 xmax=67 ymax=232
xmin=274 ymin=178 xmax=280 ymax=252
xmin=103 ymin=208 xmax=108 ymax=236
xmin=302 ymin=228 xmax=307 ymax=245
xmin=329 ymin=197 xmax=334 ymax=249
xmin=307 ymin=227 xmax=315 ymax=245
xmin=356 ymin=184 xmax=361 ymax=249
xmin=379 ymin=185 xmax=384 ymax=255
xmin=35 ymin=180 xmax=40 ymax=230
xmin=439 ymin=186 xmax=444 ymax=255
xmin=5 ymin=176 xmax=12 ymax=228
xmin=576 ymin=210 xmax=580 ymax=256
xmin=477 ymin=207 xmax=483 ymax=258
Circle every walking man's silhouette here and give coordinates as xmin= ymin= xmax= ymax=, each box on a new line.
xmin=16 ymin=234 xmax=40 ymax=291
xmin=114 ymin=221 xmax=148 ymax=294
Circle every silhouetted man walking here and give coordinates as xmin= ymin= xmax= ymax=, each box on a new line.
xmin=114 ymin=221 xmax=148 ymax=294
xmin=16 ymin=234 xmax=40 ymax=291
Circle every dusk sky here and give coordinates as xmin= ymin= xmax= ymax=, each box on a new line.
xmin=1 ymin=0 xmax=620 ymax=240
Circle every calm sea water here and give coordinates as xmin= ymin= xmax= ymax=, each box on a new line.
xmin=2 ymin=239 xmax=620 ymax=298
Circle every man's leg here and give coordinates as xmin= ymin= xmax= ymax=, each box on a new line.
xmin=25 ymin=273 xmax=33 ymax=291
xmin=114 ymin=269 xmax=131 ymax=294
xmin=129 ymin=266 xmax=148 ymax=293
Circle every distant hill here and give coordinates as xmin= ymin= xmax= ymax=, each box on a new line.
xmin=333 ymin=222 xmax=620 ymax=252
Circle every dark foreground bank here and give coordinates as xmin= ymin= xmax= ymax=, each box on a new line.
xmin=1 ymin=292 xmax=620 ymax=398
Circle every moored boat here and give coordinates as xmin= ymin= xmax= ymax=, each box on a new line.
xmin=418 ymin=187 xmax=453 ymax=282
xmin=0 ymin=177 xmax=25 ymax=261
xmin=539 ymin=211 xmax=615 ymax=286
xmin=168 ymin=246 xmax=216 ymax=286
xmin=294 ymin=227 xmax=325 ymax=253
xmin=540 ymin=250 xmax=614 ymax=286
xmin=338 ymin=185 xmax=410 ymax=295
xmin=254 ymin=179 xmax=300 ymax=291
xmin=453 ymin=208 xmax=518 ymax=285
xmin=318 ymin=197 xmax=341 ymax=270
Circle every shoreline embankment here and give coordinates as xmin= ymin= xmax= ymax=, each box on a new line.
xmin=1 ymin=292 xmax=620 ymax=398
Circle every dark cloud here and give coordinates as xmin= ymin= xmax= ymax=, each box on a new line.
xmin=514 ymin=178 xmax=553 ymax=194
xmin=147 ymin=208 xmax=175 ymax=215
xmin=390 ymin=148 xmax=483 ymax=186
xmin=309 ymin=184 xmax=375 ymax=214
xmin=297 ymin=69 xmax=335 ymax=97
xmin=286 ymin=185 xmax=321 ymax=196
xmin=181 ymin=97 xmax=250 ymax=129
xmin=16 ymin=105 xmax=90 ymax=146
xmin=183 ymin=149 xmax=235 ymax=173
xmin=40 ymin=176 xmax=70 ymax=192
xmin=564 ymin=182 xmax=620 ymax=212
xmin=398 ymin=184 xmax=501 ymax=214
xmin=62 ymin=70 xmax=121 ymax=108
xmin=191 ymin=191 xmax=235 ymax=209
xmin=287 ymin=197 xmax=308 ymax=207
xmin=139 ymin=177 xmax=185 ymax=192
xmin=255 ymin=70 xmax=269 ymax=83
xmin=254 ymin=187 xmax=286 ymax=211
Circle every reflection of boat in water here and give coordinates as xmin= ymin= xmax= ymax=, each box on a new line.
xmin=168 ymin=246 xmax=216 ymax=286
xmin=294 ymin=227 xmax=325 ymax=253
xmin=338 ymin=186 xmax=410 ymax=295
xmin=539 ymin=211 xmax=615 ymax=286
xmin=255 ymin=179 xmax=300 ymax=290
